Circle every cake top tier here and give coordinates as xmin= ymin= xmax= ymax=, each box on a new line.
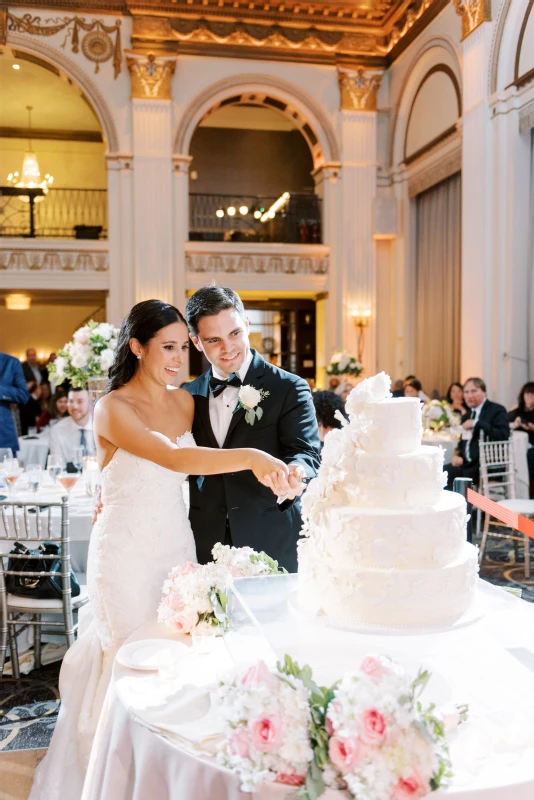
xmin=344 ymin=373 xmax=422 ymax=455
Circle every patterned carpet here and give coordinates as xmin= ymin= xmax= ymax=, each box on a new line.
xmin=0 ymin=529 xmax=532 ymax=753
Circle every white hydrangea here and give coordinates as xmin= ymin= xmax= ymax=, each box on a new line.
xmin=99 ymin=348 xmax=115 ymax=371
xmin=70 ymin=346 xmax=88 ymax=369
xmin=97 ymin=322 xmax=114 ymax=340
xmin=53 ymin=356 xmax=67 ymax=379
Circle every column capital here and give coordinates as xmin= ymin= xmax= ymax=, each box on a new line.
xmin=312 ymin=161 xmax=342 ymax=184
xmin=338 ymin=68 xmax=383 ymax=112
xmin=453 ymin=0 xmax=491 ymax=40
xmin=173 ymin=154 xmax=193 ymax=175
xmin=105 ymin=153 xmax=134 ymax=171
xmin=125 ymin=51 xmax=176 ymax=100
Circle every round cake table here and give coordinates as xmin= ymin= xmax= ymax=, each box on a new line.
xmin=82 ymin=576 xmax=534 ymax=800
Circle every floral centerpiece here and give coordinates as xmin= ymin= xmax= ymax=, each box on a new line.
xmin=219 ymin=654 xmax=464 ymax=800
xmin=212 ymin=543 xmax=287 ymax=577
xmin=157 ymin=561 xmax=231 ymax=635
xmin=327 ymin=352 xmax=363 ymax=378
xmin=47 ymin=320 xmax=119 ymax=389
xmin=422 ymin=400 xmax=456 ymax=432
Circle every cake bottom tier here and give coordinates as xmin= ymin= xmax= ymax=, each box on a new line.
xmin=297 ymin=539 xmax=479 ymax=628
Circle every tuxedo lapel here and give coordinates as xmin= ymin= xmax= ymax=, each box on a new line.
xmin=195 ymin=370 xmax=220 ymax=449
xmin=223 ymin=350 xmax=265 ymax=447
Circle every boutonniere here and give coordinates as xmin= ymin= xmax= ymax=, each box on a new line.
xmin=234 ymin=385 xmax=270 ymax=426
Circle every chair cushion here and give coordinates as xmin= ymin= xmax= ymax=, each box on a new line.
xmin=498 ymin=500 xmax=534 ymax=514
xmin=7 ymin=585 xmax=89 ymax=611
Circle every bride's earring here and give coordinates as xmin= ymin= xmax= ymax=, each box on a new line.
xmin=137 ymin=355 xmax=141 ymax=360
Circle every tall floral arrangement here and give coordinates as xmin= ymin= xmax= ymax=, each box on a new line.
xmin=422 ymin=400 xmax=456 ymax=432
xmin=327 ymin=352 xmax=363 ymax=378
xmin=47 ymin=320 xmax=119 ymax=389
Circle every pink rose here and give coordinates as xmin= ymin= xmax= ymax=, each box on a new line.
xmin=360 ymin=656 xmax=389 ymax=684
xmin=165 ymin=592 xmax=184 ymax=611
xmin=276 ymin=773 xmax=306 ymax=786
xmin=248 ymin=714 xmax=284 ymax=753
xmin=328 ymin=735 xmax=362 ymax=774
xmin=172 ymin=607 xmax=198 ymax=634
xmin=73 ymin=329 xmax=90 ymax=345
xmin=241 ymin=661 xmax=275 ymax=688
xmin=179 ymin=561 xmax=198 ymax=576
xmin=229 ymin=728 xmax=250 ymax=759
xmin=360 ymin=709 xmax=387 ymax=744
xmin=392 ymin=770 xmax=429 ymax=799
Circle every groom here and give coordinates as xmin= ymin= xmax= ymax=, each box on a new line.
xmin=183 ymin=285 xmax=321 ymax=572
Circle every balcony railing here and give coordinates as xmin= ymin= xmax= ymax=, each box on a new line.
xmin=0 ymin=187 xmax=108 ymax=239
xmin=189 ymin=193 xmax=322 ymax=244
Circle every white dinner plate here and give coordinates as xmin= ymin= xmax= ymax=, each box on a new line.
xmin=116 ymin=639 xmax=188 ymax=671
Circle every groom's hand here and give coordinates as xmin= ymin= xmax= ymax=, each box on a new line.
xmin=264 ymin=464 xmax=306 ymax=501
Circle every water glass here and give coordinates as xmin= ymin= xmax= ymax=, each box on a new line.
xmin=72 ymin=446 xmax=85 ymax=473
xmin=0 ymin=449 xmax=13 ymax=462
xmin=47 ymin=454 xmax=64 ymax=484
xmin=191 ymin=627 xmax=218 ymax=655
xmin=27 ymin=427 xmax=38 ymax=437
xmin=26 ymin=464 xmax=42 ymax=494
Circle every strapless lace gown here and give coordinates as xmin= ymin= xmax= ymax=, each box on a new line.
xmin=30 ymin=432 xmax=197 ymax=800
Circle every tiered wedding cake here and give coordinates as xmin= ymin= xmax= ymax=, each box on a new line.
xmin=298 ymin=372 xmax=479 ymax=627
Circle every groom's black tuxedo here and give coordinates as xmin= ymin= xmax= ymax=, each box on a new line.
xmin=183 ymin=350 xmax=321 ymax=572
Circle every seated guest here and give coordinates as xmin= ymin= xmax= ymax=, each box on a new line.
xmin=403 ymin=378 xmax=430 ymax=402
xmin=19 ymin=381 xmax=42 ymax=435
xmin=49 ymin=387 xmax=95 ymax=463
xmin=21 ymin=348 xmax=45 ymax=385
xmin=313 ymin=390 xmax=347 ymax=445
xmin=50 ymin=392 xmax=69 ymax=420
xmin=0 ymin=352 xmax=29 ymax=454
xmin=35 ymin=382 xmax=52 ymax=431
xmin=444 ymin=377 xmax=510 ymax=490
xmin=509 ymin=381 xmax=534 ymax=496
xmin=391 ymin=379 xmax=405 ymax=398
xmin=446 ymin=382 xmax=467 ymax=415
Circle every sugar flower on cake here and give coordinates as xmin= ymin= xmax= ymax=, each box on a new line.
xmin=322 ymin=655 xmax=454 ymax=800
xmin=211 ymin=543 xmax=287 ymax=577
xmin=345 ymin=371 xmax=392 ymax=416
xmin=217 ymin=659 xmax=314 ymax=792
xmin=157 ymin=561 xmax=231 ymax=634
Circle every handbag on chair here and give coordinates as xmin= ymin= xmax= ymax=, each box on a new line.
xmin=5 ymin=542 xmax=81 ymax=600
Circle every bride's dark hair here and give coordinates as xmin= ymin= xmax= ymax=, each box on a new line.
xmin=107 ymin=300 xmax=186 ymax=393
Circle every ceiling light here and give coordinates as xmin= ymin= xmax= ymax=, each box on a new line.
xmin=227 ymin=206 xmax=236 ymax=216
xmin=215 ymin=208 xmax=225 ymax=218
xmin=7 ymin=106 xmax=54 ymax=202
xmin=239 ymin=205 xmax=248 ymax=215
xmin=12 ymin=64 xmax=20 ymax=70
xmin=253 ymin=210 xmax=262 ymax=219
xmin=261 ymin=192 xmax=290 ymax=222
xmin=5 ymin=293 xmax=31 ymax=311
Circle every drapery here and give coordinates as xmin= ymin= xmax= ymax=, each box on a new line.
xmin=415 ymin=172 xmax=462 ymax=396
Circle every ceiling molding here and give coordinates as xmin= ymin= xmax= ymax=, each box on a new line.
xmin=0 ymin=127 xmax=104 ymax=142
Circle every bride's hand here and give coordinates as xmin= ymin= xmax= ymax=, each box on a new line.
xmin=248 ymin=450 xmax=289 ymax=487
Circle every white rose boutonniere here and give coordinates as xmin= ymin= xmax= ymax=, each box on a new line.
xmin=235 ymin=384 xmax=270 ymax=426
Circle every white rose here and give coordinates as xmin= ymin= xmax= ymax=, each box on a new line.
xmin=238 ymin=385 xmax=262 ymax=409
xmin=73 ymin=326 xmax=91 ymax=346
xmin=108 ymin=338 xmax=118 ymax=351
xmin=428 ymin=406 xmax=443 ymax=420
xmin=71 ymin=349 xmax=88 ymax=369
xmin=338 ymin=354 xmax=351 ymax=372
xmin=330 ymin=352 xmax=342 ymax=364
xmin=54 ymin=356 xmax=67 ymax=378
xmin=99 ymin=348 xmax=115 ymax=371
xmin=97 ymin=323 xmax=114 ymax=341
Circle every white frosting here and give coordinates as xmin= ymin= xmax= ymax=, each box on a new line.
xmin=298 ymin=540 xmax=479 ymax=628
xmin=298 ymin=371 xmax=479 ymax=630
xmin=309 ymin=491 xmax=468 ymax=569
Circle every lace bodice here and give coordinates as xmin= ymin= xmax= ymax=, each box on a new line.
xmin=100 ymin=430 xmax=195 ymax=507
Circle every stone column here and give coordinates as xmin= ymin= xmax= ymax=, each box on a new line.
xmin=126 ymin=51 xmax=177 ymax=303
xmin=105 ymin=154 xmax=134 ymax=323
xmin=336 ymin=68 xmax=382 ymax=375
xmin=313 ymin=161 xmax=341 ymax=369
xmin=173 ymin=154 xmax=192 ymax=382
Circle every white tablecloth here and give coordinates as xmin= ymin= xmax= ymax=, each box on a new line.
xmin=83 ymin=577 xmax=534 ymax=800
xmin=422 ymin=430 xmax=530 ymax=499
xmin=17 ymin=433 xmax=50 ymax=469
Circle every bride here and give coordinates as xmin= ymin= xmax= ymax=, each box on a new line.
xmin=30 ymin=299 xmax=288 ymax=799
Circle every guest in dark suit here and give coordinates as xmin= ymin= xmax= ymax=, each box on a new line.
xmin=21 ymin=348 xmax=45 ymax=385
xmin=183 ymin=285 xmax=321 ymax=572
xmin=0 ymin=352 xmax=29 ymax=454
xmin=19 ymin=381 xmax=43 ymax=435
xmin=444 ymin=377 xmax=510 ymax=490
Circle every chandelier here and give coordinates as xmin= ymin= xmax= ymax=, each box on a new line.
xmin=7 ymin=106 xmax=54 ymax=203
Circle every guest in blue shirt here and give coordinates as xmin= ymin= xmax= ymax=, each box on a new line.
xmin=0 ymin=352 xmax=29 ymax=454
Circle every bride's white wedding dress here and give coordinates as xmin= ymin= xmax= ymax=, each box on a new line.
xmin=30 ymin=432 xmax=197 ymax=800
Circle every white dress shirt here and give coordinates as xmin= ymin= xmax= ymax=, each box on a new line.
xmin=48 ymin=415 xmax=95 ymax=463
xmin=208 ymin=350 xmax=253 ymax=447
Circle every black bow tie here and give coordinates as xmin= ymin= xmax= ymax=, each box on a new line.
xmin=209 ymin=373 xmax=242 ymax=398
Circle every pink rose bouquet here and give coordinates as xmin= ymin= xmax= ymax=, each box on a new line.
xmin=322 ymin=655 xmax=453 ymax=800
xmin=217 ymin=658 xmax=313 ymax=792
xmin=157 ymin=561 xmax=231 ymax=634
xmin=211 ymin=543 xmax=287 ymax=578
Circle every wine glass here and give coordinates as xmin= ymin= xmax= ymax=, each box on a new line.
xmin=47 ymin=455 xmax=64 ymax=484
xmin=26 ymin=464 xmax=42 ymax=494
xmin=0 ymin=448 xmax=13 ymax=462
xmin=58 ymin=470 xmax=80 ymax=494
xmin=4 ymin=458 xmax=24 ymax=498
xmin=72 ymin=446 xmax=85 ymax=474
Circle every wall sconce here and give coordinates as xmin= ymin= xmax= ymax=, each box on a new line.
xmin=5 ymin=293 xmax=31 ymax=310
xmin=352 ymin=309 xmax=372 ymax=361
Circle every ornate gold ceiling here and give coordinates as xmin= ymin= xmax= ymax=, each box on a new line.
xmin=3 ymin=0 xmax=450 ymax=67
